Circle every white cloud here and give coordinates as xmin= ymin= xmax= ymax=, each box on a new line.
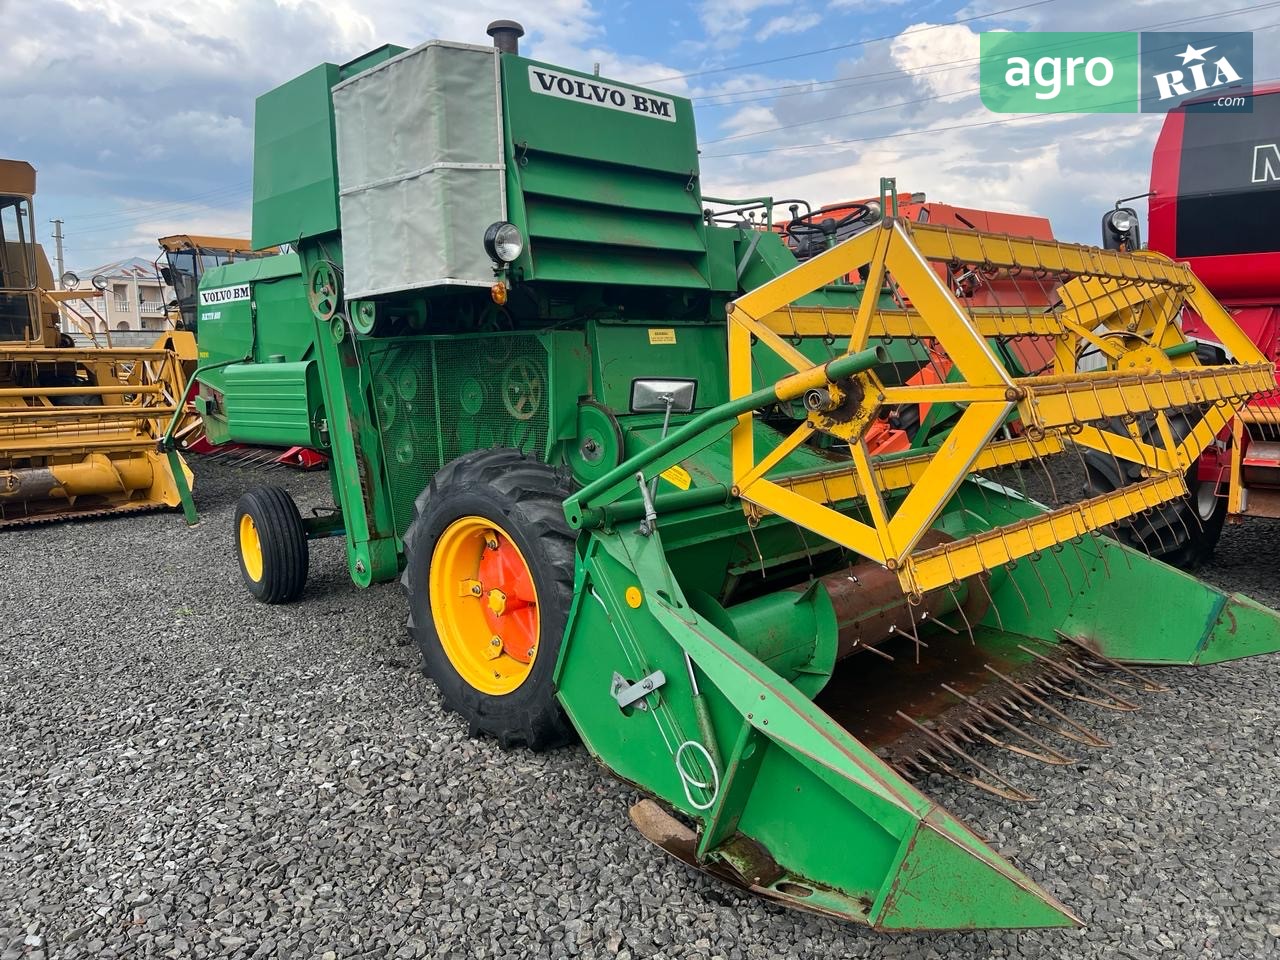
xmin=757 ymin=12 xmax=821 ymax=41
xmin=890 ymin=22 xmax=981 ymax=97
xmin=696 ymin=0 xmax=788 ymax=39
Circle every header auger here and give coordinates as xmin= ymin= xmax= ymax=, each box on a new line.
xmin=182 ymin=23 xmax=1280 ymax=932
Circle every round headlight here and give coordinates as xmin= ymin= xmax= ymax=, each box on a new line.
xmin=91 ymin=274 xmax=110 ymax=291
xmin=1109 ymin=210 xmax=1135 ymax=234
xmin=60 ymin=271 xmax=80 ymax=287
xmin=483 ymin=221 xmax=523 ymax=263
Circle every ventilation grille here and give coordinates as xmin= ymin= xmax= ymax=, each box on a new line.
xmin=364 ymin=334 xmax=550 ymax=536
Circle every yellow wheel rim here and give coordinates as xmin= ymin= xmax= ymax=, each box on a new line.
xmin=239 ymin=514 xmax=264 ymax=582
xmin=429 ymin=515 xmax=540 ymax=696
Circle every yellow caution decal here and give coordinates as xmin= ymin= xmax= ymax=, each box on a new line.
xmin=660 ymin=464 xmax=692 ymax=490
xmin=648 ymin=328 xmax=677 ymax=345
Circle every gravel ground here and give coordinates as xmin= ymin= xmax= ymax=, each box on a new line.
xmin=2 ymin=458 xmax=1278 ymax=960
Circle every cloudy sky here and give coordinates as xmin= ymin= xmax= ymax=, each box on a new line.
xmin=1 ymin=0 xmax=1273 ymax=272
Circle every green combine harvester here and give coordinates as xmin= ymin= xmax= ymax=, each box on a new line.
xmin=170 ymin=20 xmax=1280 ymax=930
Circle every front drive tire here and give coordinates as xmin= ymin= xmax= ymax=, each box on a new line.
xmin=234 ymin=485 xmax=309 ymax=603
xmin=402 ymin=449 xmax=577 ymax=751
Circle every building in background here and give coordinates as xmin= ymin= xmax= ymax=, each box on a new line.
xmin=63 ymin=256 xmax=172 ymax=332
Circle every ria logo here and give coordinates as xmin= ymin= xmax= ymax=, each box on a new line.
xmin=1152 ymin=43 xmax=1242 ymax=101
xmin=1139 ymin=31 xmax=1252 ymax=112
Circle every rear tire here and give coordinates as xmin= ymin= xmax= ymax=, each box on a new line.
xmin=1083 ymin=416 xmax=1226 ymax=569
xmin=402 ymin=449 xmax=577 ymax=751
xmin=234 ymin=485 xmax=309 ymax=603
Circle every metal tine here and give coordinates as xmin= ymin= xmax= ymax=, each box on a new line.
xmin=1089 ymin=523 xmax=1121 ymax=577
xmin=901 ymin=756 xmax=932 ymax=779
xmin=1066 ymin=527 xmax=1095 ymax=589
xmin=941 ymin=683 xmax=1077 ymax=765
xmin=926 ymin=614 xmax=961 ymax=636
xmin=1026 ymin=434 xmax=1061 ymax=506
xmin=1025 ymin=543 xmax=1054 ymax=607
xmin=1059 ymin=653 xmax=1146 ymax=692
xmin=987 ymin=694 xmax=1100 ymax=749
xmin=1054 ymin=631 xmax=1169 ymax=693
xmin=852 ymin=640 xmax=896 ymax=661
xmin=1021 ymin=633 xmax=1145 ymax=692
xmin=1015 ymin=644 xmax=1141 ymax=710
xmin=984 ymin=664 xmax=1112 ymax=747
xmin=1018 ymin=634 xmax=1152 ymax=696
xmin=943 ymin=578 xmax=974 ymax=644
xmin=996 ymin=541 xmax=1033 ymax=619
xmin=975 ymin=570 xmax=1006 ymax=633
xmin=895 ymin=713 xmax=1037 ymax=803
xmin=1045 ymin=543 xmax=1074 ymax=593
xmin=894 ymin=760 xmax=921 ymax=783
xmin=956 ymin=715 xmax=1073 ymax=769
xmin=1024 ymin=670 xmax=1136 ymax=715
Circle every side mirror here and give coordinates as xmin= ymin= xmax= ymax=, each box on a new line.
xmin=1101 ymin=206 xmax=1141 ymax=251
xmin=159 ymin=267 xmax=175 ymax=285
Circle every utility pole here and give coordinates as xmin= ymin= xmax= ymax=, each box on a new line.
xmin=50 ymin=219 xmax=65 ymax=287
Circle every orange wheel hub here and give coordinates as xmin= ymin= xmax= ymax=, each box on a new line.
xmin=429 ymin=516 xmax=540 ymax=695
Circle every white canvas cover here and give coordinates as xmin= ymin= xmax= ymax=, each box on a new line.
xmin=332 ymin=41 xmax=505 ymax=298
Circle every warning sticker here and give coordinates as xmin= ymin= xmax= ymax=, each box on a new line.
xmin=648 ymin=328 xmax=677 ymax=345
xmin=660 ymin=464 xmax=692 ymax=490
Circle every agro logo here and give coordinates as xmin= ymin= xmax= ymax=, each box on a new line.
xmin=528 ymin=66 xmax=676 ymax=123
xmin=1151 ymin=43 xmax=1242 ymax=102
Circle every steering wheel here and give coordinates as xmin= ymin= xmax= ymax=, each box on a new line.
xmin=785 ymin=203 xmax=874 ymax=240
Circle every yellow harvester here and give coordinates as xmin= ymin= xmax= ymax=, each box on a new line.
xmin=0 ymin=158 xmax=191 ymax=525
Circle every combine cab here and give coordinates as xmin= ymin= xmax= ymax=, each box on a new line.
xmin=0 ymin=159 xmax=192 ymax=526
xmin=156 ymin=234 xmax=274 ymax=331
xmin=173 ymin=24 xmax=1280 ymax=931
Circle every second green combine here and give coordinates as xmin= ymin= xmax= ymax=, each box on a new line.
xmin=172 ymin=21 xmax=1280 ymax=931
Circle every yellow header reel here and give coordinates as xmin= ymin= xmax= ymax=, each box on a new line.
xmin=728 ymin=218 xmax=1276 ymax=597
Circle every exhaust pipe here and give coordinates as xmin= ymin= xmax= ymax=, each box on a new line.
xmin=486 ymin=19 xmax=524 ymax=55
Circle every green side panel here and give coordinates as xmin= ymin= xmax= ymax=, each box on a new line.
xmin=195 ymin=285 xmax=254 ymax=364
xmin=705 ymin=226 xmax=739 ymax=291
xmin=201 ymin=252 xmax=303 ymax=290
xmin=199 ymin=253 xmax=315 ymax=363
xmin=941 ymin=482 xmax=1280 ymax=666
xmin=735 ymin=229 xmax=805 ymax=291
xmin=874 ymin=816 xmax=1077 ymax=929
xmin=590 ymin=322 xmax=729 ymax=412
xmin=1194 ymin=592 xmax=1280 ymax=664
xmin=252 ymin=64 xmax=342 ymax=250
xmin=500 ymin=55 xmax=711 ymax=288
xmin=222 ymin=361 xmax=323 ymax=448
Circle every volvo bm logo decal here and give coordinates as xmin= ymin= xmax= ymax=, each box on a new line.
xmin=528 ymin=66 xmax=676 ymax=122
xmin=199 ymin=284 xmax=251 ymax=306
